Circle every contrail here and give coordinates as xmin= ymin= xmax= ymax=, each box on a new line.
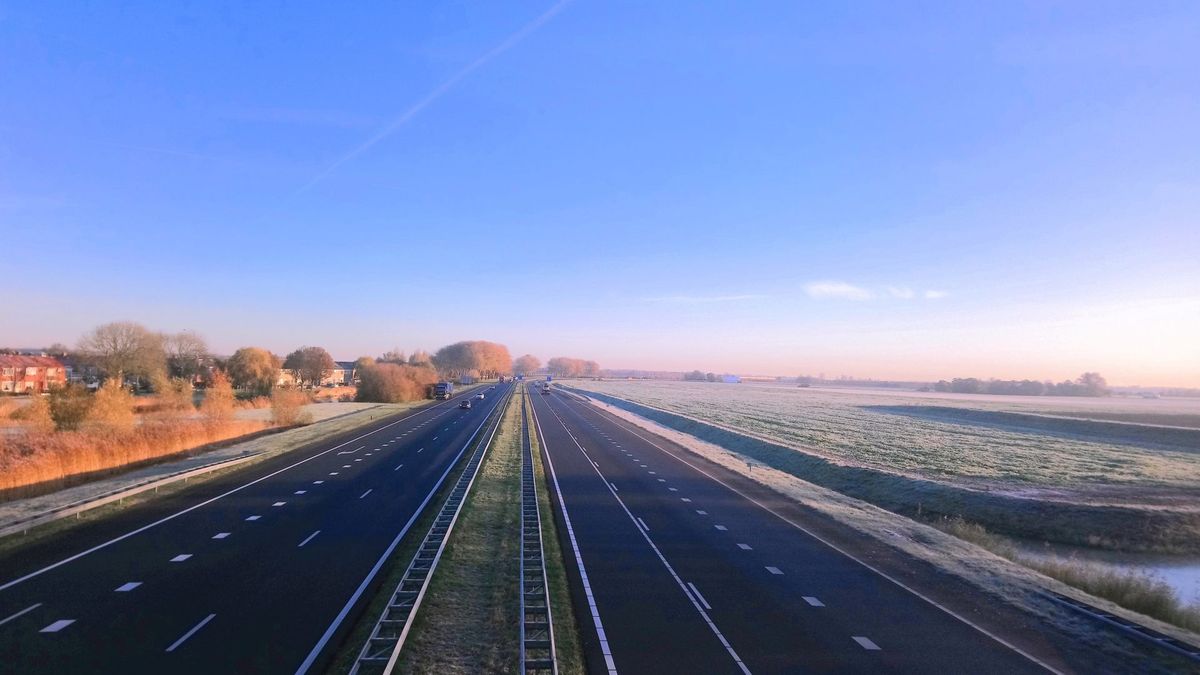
xmin=298 ymin=0 xmax=572 ymax=193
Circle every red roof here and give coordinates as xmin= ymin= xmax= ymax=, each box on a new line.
xmin=0 ymin=355 xmax=66 ymax=369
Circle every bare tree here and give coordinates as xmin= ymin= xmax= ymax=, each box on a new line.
xmin=513 ymin=354 xmax=541 ymax=376
xmin=78 ymin=321 xmax=166 ymax=386
xmin=283 ymin=346 xmax=335 ymax=387
xmin=378 ymin=349 xmax=407 ymax=364
xmin=164 ymin=331 xmax=210 ymax=380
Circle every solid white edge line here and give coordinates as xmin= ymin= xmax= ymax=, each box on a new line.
xmin=0 ymin=394 xmax=472 ymax=593
xmin=564 ymin=390 xmax=1063 ymax=675
xmin=538 ymin=393 xmax=749 ymax=674
xmin=165 ymin=613 xmax=215 ymax=652
xmin=295 ymin=385 xmax=511 ymax=675
xmin=298 ymin=530 xmax=321 ymax=548
xmin=529 ymin=392 xmax=620 ymax=675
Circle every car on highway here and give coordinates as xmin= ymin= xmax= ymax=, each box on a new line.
xmin=459 ymin=400 xmax=471 ymax=409
xmin=476 ymin=393 xmax=485 ymax=399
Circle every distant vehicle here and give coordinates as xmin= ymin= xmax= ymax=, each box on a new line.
xmin=460 ymin=400 xmax=472 ymax=409
xmin=434 ymin=382 xmax=454 ymax=400
xmin=541 ymin=383 xmax=551 ymax=395
xmin=476 ymin=393 xmax=485 ymax=399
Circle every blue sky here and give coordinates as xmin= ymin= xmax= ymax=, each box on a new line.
xmin=2 ymin=2 xmax=1198 ymax=385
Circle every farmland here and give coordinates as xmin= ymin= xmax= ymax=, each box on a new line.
xmin=568 ymin=380 xmax=1200 ymax=551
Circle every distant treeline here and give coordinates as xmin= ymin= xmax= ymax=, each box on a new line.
xmin=929 ymin=372 xmax=1109 ymax=397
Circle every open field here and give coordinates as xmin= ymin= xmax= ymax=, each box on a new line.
xmin=569 ymin=380 xmax=1200 ymax=552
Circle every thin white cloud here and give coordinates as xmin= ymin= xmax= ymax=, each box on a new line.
xmin=803 ymin=281 xmax=874 ymax=301
xmin=924 ymin=290 xmax=949 ymax=299
xmin=221 ymin=106 xmax=378 ymax=129
xmin=297 ymin=0 xmax=572 ymax=193
xmin=642 ymin=294 xmax=766 ymax=304
xmin=886 ymin=286 xmax=915 ymax=299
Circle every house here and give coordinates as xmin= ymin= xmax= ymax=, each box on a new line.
xmin=0 ymin=355 xmax=68 ymax=393
xmin=328 ymin=361 xmax=357 ymax=386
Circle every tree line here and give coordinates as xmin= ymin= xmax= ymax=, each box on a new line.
xmin=931 ymin=372 xmax=1109 ymax=397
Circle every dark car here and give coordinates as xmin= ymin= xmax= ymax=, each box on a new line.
xmin=460 ymin=400 xmax=472 ymax=409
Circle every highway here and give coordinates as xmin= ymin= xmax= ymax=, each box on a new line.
xmin=528 ymin=386 xmax=1052 ymax=674
xmin=0 ymin=382 xmax=512 ymax=674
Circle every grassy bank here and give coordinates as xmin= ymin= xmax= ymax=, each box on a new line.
xmin=935 ymin=517 xmax=1200 ymax=633
xmin=571 ymin=387 xmax=1200 ymax=553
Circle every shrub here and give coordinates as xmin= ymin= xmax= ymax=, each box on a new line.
xmin=10 ymin=395 xmax=55 ymax=433
xmin=88 ymin=380 xmax=135 ymax=433
xmin=271 ymin=388 xmax=312 ymax=426
xmin=202 ymin=372 xmax=236 ymax=421
xmin=356 ymin=363 xmax=438 ymax=403
xmin=49 ymin=384 xmax=94 ymax=431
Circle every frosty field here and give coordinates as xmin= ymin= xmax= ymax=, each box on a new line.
xmin=572 ymin=381 xmax=1200 ymax=504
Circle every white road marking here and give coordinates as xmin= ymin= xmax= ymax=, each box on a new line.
xmin=687 ymin=582 xmax=713 ymax=610
xmin=668 ymin=487 xmax=678 ymax=492
xmin=342 ymin=465 xmax=351 ymax=468
xmin=637 ymin=517 xmax=650 ymax=531
xmin=313 ymin=480 xmax=324 ymax=484
xmin=681 ymin=498 xmax=692 ymax=503
xmin=853 ymin=636 xmax=881 ymax=650
xmin=336 ymin=446 xmax=364 ymax=456
xmin=715 ymin=525 xmax=727 ymax=531
xmin=329 ymin=472 xmax=339 ymax=476
xmin=294 ymin=490 xmax=307 ymax=495
xmin=115 ymin=582 xmax=142 ymax=592
xmin=165 ymin=613 xmax=215 ymax=652
xmin=394 ymin=464 xmax=404 ymax=471
xmin=212 ymin=532 xmax=231 ymax=539
xmin=354 ymin=459 xmax=363 ymax=462
xmin=0 ymin=604 xmax=41 ymax=627
xmin=298 ymin=530 xmax=321 ymax=548
xmin=803 ymin=596 xmax=825 ymax=607
xmin=766 ymin=566 xmax=783 ymax=575
xmin=418 ymin=448 xmax=424 ymax=453
xmin=737 ymin=543 xmax=752 ymax=550
xmin=360 ymin=489 xmax=373 ymax=499
xmin=39 ymin=619 xmax=74 ymax=633
xmin=657 ymin=478 xmax=666 ymax=482
xmin=272 ymin=501 xmax=286 ymax=507
xmin=170 ymin=554 xmax=192 ymax=562
xmin=609 ymin=482 xmax=618 ymax=491
xmin=648 ymin=471 xmax=657 ymax=475
xmin=432 ymin=436 xmax=438 ymax=441
xmin=696 ymin=510 xmax=708 ymax=515
xmin=245 ymin=515 xmax=261 ymax=521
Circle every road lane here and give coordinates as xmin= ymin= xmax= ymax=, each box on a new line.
xmin=0 ymin=384 xmax=511 ymax=673
xmin=531 ymin=387 xmax=1049 ymax=674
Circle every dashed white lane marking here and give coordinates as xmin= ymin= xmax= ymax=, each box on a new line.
xmin=166 ymin=613 xmax=215 ymax=652
xmin=637 ymin=517 xmax=650 ymax=532
xmin=245 ymin=515 xmax=261 ymax=521
xmin=212 ymin=532 xmax=231 ymax=540
xmin=342 ymin=465 xmax=351 ymax=469
xmin=687 ymin=582 xmax=713 ymax=610
xmin=668 ymin=487 xmax=678 ymax=492
xmin=354 ymin=459 xmax=363 ymax=462
xmin=39 ymin=619 xmax=74 ymax=633
xmin=294 ymin=490 xmax=307 ymax=495
xmin=313 ymin=480 xmax=324 ymax=484
xmin=714 ymin=525 xmax=728 ymax=531
xmin=272 ymin=501 xmax=287 ymax=507
xmin=737 ymin=543 xmax=752 ymax=550
xmin=394 ymin=464 xmax=404 ymax=471
xmin=170 ymin=554 xmax=192 ymax=562
xmin=432 ymin=436 xmax=439 ymax=441
xmin=803 ymin=596 xmax=825 ymax=607
xmin=853 ymin=636 xmax=880 ymax=650
xmin=696 ymin=510 xmax=708 ymax=515
xmin=766 ymin=566 xmax=783 ymax=575
xmin=610 ymin=482 xmax=618 ymax=492
xmin=648 ymin=471 xmax=657 ymax=475
xmin=0 ymin=604 xmax=41 ymax=627
xmin=330 ymin=472 xmax=339 ymax=476
xmin=298 ymin=530 xmax=321 ymax=548
xmin=418 ymin=448 xmax=424 ymax=453
xmin=681 ymin=498 xmax=692 ymax=503
xmin=657 ymin=478 xmax=666 ymax=482
xmin=115 ymin=582 xmax=142 ymax=592
xmin=360 ymin=489 xmax=373 ymax=499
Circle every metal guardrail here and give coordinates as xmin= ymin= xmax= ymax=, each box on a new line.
xmin=350 ymin=388 xmax=512 ymax=675
xmin=1043 ymin=591 xmax=1200 ymax=665
xmin=521 ymin=394 xmax=557 ymax=674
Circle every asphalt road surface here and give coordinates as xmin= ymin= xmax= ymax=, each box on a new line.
xmin=528 ymin=385 xmax=1052 ymax=674
xmin=0 ymin=382 xmax=512 ymax=674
